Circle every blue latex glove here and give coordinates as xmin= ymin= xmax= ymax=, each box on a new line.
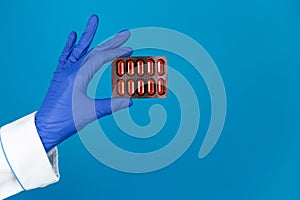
xmin=35 ymin=14 xmax=133 ymax=152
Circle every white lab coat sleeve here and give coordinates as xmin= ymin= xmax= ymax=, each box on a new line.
xmin=0 ymin=112 xmax=60 ymax=199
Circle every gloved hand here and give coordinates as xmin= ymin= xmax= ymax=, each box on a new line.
xmin=35 ymin=14 xmax=133 ymax=152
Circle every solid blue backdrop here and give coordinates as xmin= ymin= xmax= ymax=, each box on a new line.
xmin=0 ymin=0 xmax=299 ymax=199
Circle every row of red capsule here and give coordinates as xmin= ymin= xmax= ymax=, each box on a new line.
xmin=117 ymin=79 xmax=165 ymax=96
xmin=117 ymin=59 xmax=165 ymax=76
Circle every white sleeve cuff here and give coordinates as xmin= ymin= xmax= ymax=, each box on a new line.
xmin=0 ymin=112 xmax=59 ymax=199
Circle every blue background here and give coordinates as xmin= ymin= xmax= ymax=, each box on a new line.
xmin=1 ymin=0 xmax=299 ymax=199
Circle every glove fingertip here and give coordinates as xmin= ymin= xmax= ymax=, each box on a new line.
xmin=69 ymin=31 xmax=77 ymax=37
xmin=90 ymin=14 xmax=99 ymax=23
xmin=117 ymin=30 xmax=130 ymax=38
xmin=118 ymin=98 xmax=133 ymax=108
xmin=68 ymin=31 xmax=77 ymax=46
xmin=95 ymin=98 xmax=133 ymax=118
xmin=118 ymin=29 xmax=129 ymax=34
xmin=121 ymin=47 xmax=134 ymax=57
xmin=111 ymin=98 xmax=133 ymax=111
xmin=128 ymin=98 xmax=134 ymax=107
xmin=86 ymin=14 xmax=99 ymax=31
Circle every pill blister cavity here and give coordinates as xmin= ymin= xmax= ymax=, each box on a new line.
xmin=147 ymin=59 xmax=154 ymax=75
xmin=137 ymin=60 xmax=144 ymax=76
xmin=117 ymin=60 xmax=125 ymax=77
xmin=127 ymin=60 xmax=134 ymax=76
xmin=157 ymin=59 xmax=164 ymax=75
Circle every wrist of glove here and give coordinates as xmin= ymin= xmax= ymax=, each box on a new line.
xmin=35 ymin=14 xmax=133 ymax=152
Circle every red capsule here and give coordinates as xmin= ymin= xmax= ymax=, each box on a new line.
xmin=117 ymin=60 xmax=125 ymax=76
xmin=147 ymin=60 xmax=154 ymax=75
xmin=147 ymin=79 xmax=155 ymax=95
xmin=127 ymin=80 xmax=135 ymax=95
xmin=157 ymin=78 xmax=165 ymax=95
xmin=157 ymin=59 xmax=164 ymax=75
xmin=127 ymin=60 xmax=134 ymax=76
xmin=137 ymin=80 xmax=145 ymax=95
xmin=117 ymin=80 xmax=125 ymax=96
xmin=137 ymin=60 xmax=144 ymax=75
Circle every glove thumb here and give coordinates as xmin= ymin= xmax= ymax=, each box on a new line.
xmin=94 ymin=98 xmax=133 ymax=119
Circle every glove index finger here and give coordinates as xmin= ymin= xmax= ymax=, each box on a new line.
xmin=95 ymin=30 xmax=130 ymax=51
xmin=89 ymin=47 xmax=133 ymax=76
xmin=76 ymin=47 xmax=133 ymax=91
